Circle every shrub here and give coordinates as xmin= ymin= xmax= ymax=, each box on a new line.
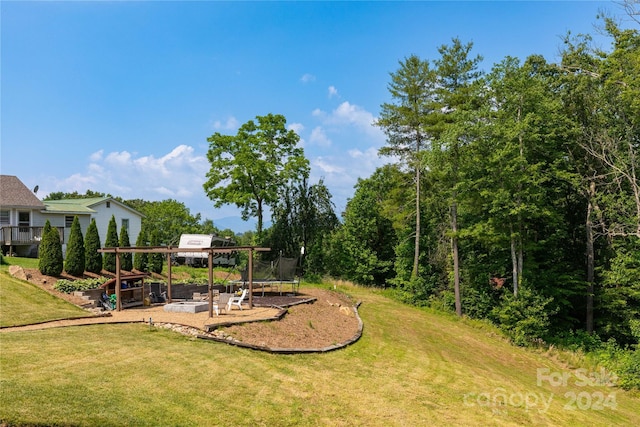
xmin=119 ymin=226 xmax=132 ymax=271
xmin=103 ymin=215 xmax=119 ymax=273
xmin=39 ymin=223 xmax=63 ymax=276
xmin=148 ymin=230 xmax=163 ymax=274
xmin=64 ymin=216 xmax=85 ymax=276
xmin=489 ymin=285 xmax=557 ymax=346
xmin=133 ymin=228 xmax=148 ymax=272
xmin=54 ymin=277 xmax=109 ymax=293
xmin=85 ymin=219 xmax=102 ymax=274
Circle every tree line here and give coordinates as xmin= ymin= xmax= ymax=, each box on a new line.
xmin=41 ymin=7 xmax=637 ymax=386
xmin=319 ymin=15 xmax=639 ymax=350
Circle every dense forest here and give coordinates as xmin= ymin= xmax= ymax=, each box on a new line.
xmin=43 ymin=8 xmax=638 ymax=387
xmin=318 ymin=13 xmax=639 ymax=349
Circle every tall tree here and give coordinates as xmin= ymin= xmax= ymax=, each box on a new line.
xmin=103 ymin=215 xmax=119 ymax=273
xmin=560 ymin=17 xmax=640 ymax=334
xmin=377 ymin=55 xmax=437 ymax=279
xmin=119 ymin=225 xmax=132 ymax=271
xmin=149 ymin=230 xmax=163 ymax=274
xmin=64 ymin=216 xmax=85 ymax=276
xmin=480 ymin=55 xmax=566 ymax=296
xmin=262 ymin=177 xmax=339 ymax=273
xmin=84 ymin=219 xmax=102 ymax=274
xmin=128 ymin=199 xmax=203 ymax=245
xmin=203 ymin=113 xmax=310 ymax=234
xmin=326 ymin=166 xmax=399 ymax=286
xmin=432 ymin=38 xmax=484 ymax=315
xmin=39 ymin=220 xmax=63 ymax=276
xmin=133 ymin=227 xmax=148 ymax=272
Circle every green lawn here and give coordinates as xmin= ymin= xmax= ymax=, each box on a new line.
xmin=0 ymin=270 xmax=88 ymax=327
xmin=1 ymin=270 xmax=638 ymax=426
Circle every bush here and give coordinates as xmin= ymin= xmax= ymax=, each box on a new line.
xmin=119 ymin=226 xmax=132 ymax=271
xmin=85 ymin=219 xmax=102 ymax=274
xmin=103 ymin=215 xmax=119 ymax=273
xmin=64 ymin=216 xmax=85 ymax=276
xmin=39 ymin=223 xmax=63 ymax=276
xmin=54 ymin=277 xmax=109 ymax=293
xmin=133 ymin=229 xmax=148 ymax=272
xmin=489 ymin=285 xmax=556 ymax=346
xmin=588 ymin=339 xmax=640 ymax=391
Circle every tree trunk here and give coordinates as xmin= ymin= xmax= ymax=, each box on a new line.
xmin=412 ymin=165 xmax=421 ymax=278
xmin=510 ymin=224 xmax=519 ymax=296
xmin=452 ymin=201 xmax=461 ymax=316
xmin=257 ymin=199 xmax=263 ymax=234
xmin=586 ymin=182 xmax=596 ymax=333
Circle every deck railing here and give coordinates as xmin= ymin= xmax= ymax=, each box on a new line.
xmin=0 ymin=226 xmax=65 ymax=245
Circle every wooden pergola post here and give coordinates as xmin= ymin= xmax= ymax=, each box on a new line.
xmin=166 ymin=252 xmax=173 ymax=303
xmin=208 ymin=251 xmax=214 ymax=318
xmin=248 ymin=247 xmax=254 ymax=309
xmin=115 ymin=250 xmax=122 ymax=311
xmin=99 ymin=245 xmax=270 ymax=313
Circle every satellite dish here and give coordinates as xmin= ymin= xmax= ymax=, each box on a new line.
xmin=33 ymin=185 xmax=39 ymax=194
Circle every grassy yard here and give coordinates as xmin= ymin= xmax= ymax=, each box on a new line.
xmin=0 ymin=268 xmax=638 ymax=426
xmin=0 ymin=264 xmax=88 ymax=327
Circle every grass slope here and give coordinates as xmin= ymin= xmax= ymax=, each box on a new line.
xmin=0 ymin=272 xmax=638 ymax=426
xmin=0 ymin=271 xmax=88 ymax=327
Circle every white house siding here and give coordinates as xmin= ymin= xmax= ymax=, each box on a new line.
xmin=90 ymin=201 xmax=141 ymax=247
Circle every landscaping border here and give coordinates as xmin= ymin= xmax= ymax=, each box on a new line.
xmin=196 ymin=301 xmax=363 ymax=354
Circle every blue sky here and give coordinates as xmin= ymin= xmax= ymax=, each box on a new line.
xmin=1 ymin=1 xmax=622 ymax=232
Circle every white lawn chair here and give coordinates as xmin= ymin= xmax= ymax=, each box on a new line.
xmin=227 ymin=288 xmax=248 ymax=311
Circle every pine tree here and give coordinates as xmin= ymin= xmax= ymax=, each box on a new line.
xmin=64 ymin=216 xmax=85 ymax=276
xmin=39 ymin=221 xmax=63 ymax=276
xmin=133 ymin=228 xmax=148 ymax=272
xmin=103 ymin=215 xmax=119 ymax=273
xmin=85 ymin=219 xmax=102 ymax=274
xmin=149 ymin=229 xmax=163 ymax=274
xmin=119 ymin=226 xmax=132 ymax=271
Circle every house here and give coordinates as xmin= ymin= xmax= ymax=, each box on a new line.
xmin=0 ymin=175 xmax=143 ymax=257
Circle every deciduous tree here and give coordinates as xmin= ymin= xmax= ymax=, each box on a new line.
xmin=203 ymin=113 xmax=310 ymax=234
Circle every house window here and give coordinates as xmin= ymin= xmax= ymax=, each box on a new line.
xmin=0 ymin=210 xmax=9 ymax=226
xmin=121 ymin=218 xmax=129 ymax=233
xmin=65 ymin=216 xmax=74 ymax=228
xmin=106 ymin=201 xmax=111 ymax=208
xmin=18 ymin=212 xmax=30 ymax=232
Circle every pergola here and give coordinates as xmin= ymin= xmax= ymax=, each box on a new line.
xmin=98 ymin=246 xmax=270 ymax=317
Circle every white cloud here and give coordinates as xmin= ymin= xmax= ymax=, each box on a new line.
xmin=300 ymin=73 xmax=316 ymax=83
xmin=328 ymin=85 xmax=339 ymax=98
xmin=44 ymin=145 xmax=214 ymax=216
xmin=309 ymin=126 xmax=332 ymax=147
xmin=313 ymin=157 xmax=345 ymax=175
xmin=312 ymin=108 xmax=326 ymax=119
xmin=211 ymin=116 xmax=239 ymax=130
xmin=288 ymin=122 xmax=304 ymax=134
xmin=313 ymin=101 xmax=385 ymax=143
xmin=89 ymin=150 xmax=104 ymax=162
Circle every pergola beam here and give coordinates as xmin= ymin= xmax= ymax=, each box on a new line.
xmin=98 ymin=246 xmax=270 ymax=315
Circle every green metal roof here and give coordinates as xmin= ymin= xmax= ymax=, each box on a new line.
xmin=42 ymin=199 xmax=99 ymax=214
xmin=43 ymin=197 xmax=144 ymax=217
